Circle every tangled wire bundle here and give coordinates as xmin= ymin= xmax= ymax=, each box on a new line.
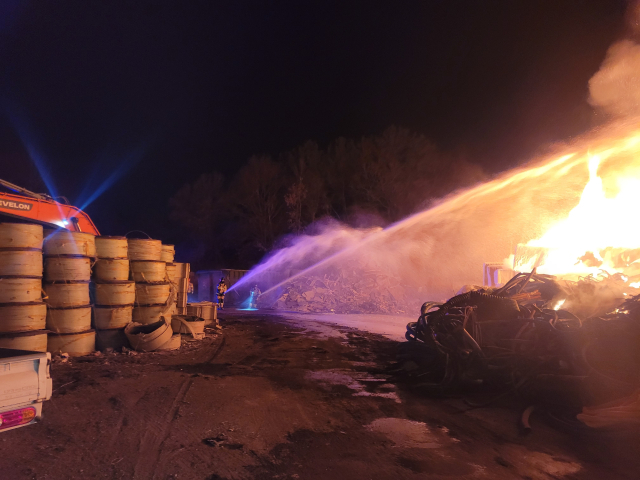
xmin=405 ymin=272 xmax=639 ymax=413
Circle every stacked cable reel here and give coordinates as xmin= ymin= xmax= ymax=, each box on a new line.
xmin=44 ymin=229 xmax=96 ymax=356
xmin=128 ymin=237 xmax=179 ymax=350
xmin=0 ymin=223 xmax=47 ymax=351
xmin=93 ymin=236 xmax=134 ymax=351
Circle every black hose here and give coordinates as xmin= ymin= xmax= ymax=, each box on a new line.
xmin=520 ymin=405 xmax=536 ymax=434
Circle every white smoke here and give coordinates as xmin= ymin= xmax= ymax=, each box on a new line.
xmin=589 ymin=40 xmax=640 ymax=117
xmin=229 ymin=219 xmax=382 ymax=293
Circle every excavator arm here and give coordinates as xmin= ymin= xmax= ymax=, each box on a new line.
xmin=0 ymin=179 xmax=99 ymax=235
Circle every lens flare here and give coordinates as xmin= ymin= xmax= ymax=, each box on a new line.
xmin=6 ymin=108 xmax=59 ymax=200
xmin=76 ymin=143 xmax=148 ymax=211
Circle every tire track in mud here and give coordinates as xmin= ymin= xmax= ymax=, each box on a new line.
xmin=134 ymin=334 xmax=227 ymax=479
xmin=105 ymin=387 xmax=155 ymax=454
xmin=133 ymin=378 xmax=194 ymax=479
xmin=206 ymin=334 xmax=226 ymax=363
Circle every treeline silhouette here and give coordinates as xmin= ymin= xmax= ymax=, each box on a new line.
xmin=169 ymin=126 xmax=485 ymax=269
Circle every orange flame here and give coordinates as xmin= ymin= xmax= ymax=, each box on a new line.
xmin=514 ymin=132 xmax=640 ymax=281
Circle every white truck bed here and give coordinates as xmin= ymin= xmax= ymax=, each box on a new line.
xmin=0 ymin=348 xmax=52 ymax=432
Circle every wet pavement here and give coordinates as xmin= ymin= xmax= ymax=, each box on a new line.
xmin=0 ymin=312 xmax=638 ymax=479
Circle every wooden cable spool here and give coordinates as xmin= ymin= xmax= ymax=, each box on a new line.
xmin=132 ymin=303 xmax=175 ymax=325
xmin=93 ymin=281 xmax=135 ymax=306
xmin=157 ymin=334 xmax=181 ymax=351
xmin=43 ymin=282 xmax=90 ymax=308
xmin=0 ymin=249 xmax=43 ymax=277
xmin=161 ymin=244 xmax=175 ymax=263
xmin=171 ymin=315 xmax=205 ymax=336
xmin=44 ymin=256 xmax=91 ymax=282
xmin=0 ymin=223 xmax=43 ymax=249
xmin=0 ymin=277 xmax=43 ymax=303
xmin=127 ymin=238 xmax=162 ymax=261
xmin=95 ymin=328 xmax=130 ymax=351
xmin=46 ymin=305 xmax=92 ymax=333
xmin=186 ymin=302 xmax=217 ymax=325
xmin=173 ymin=262 xmax=189 ymax=280
xmin=94 ymin=305 xmax=133 ymax=329
xmin=165 ymin=263 xmax=176 ymax=281
xmin=93 ymin=259 xmax=130 ymax=282
xmin=44 ymin=229 xmax=96 ymax=257
xmin=47 ymin=330 xmax=95 ymax=357
xmin=135 ymin=282 xmax=171 ymax=306
xmin=0 ymin=330 xmax=48 ymax=352
xmin=95 ymin=236 xmax=128 ymax=259
xmin=130 ymin=260 xmax=166 ymax=283
xmin=0 ymin=302 xmax=47 ymax=333
xmin=124 ymin=320 xmax=172 ymax=352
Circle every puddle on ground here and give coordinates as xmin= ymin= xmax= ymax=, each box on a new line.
xmin=497 ymin=445 xmax=582 ymax=479
xmin=306 ymin=370 xmax=362 ymax=390
xmin=353 ymin=391 xmax=401 ymax=402
xmin=277 ymin=317 xmax=347 ymax=340
xmin=365 ymin=418 xmax=451 ymax=449
xmin=350 ymin=361 xmax=378 ymax=368
xmin=305 ymin=369 xmax=401 ymax=403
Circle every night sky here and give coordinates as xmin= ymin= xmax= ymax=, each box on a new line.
xmin=0 ymin=0 xmax=627 ymax=242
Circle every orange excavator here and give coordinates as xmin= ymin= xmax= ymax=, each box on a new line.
xmin=0 ymin=178 xmax=99 ymax=235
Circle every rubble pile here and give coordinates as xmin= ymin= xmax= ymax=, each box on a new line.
xmin=403 ymin=270 xmax=640 ymax=430
xmin=270 ymin=269 xmax=422 ymax=314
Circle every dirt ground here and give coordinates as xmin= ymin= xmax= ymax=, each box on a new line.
xmin=1 ymin=312 xmax=639 ymax=480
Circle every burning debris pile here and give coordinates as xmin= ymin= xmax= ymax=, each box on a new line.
xmin=269 ymin=268 xmax=422 ymax=314
xmin=403 ymin=271 xmax=640 ymax=429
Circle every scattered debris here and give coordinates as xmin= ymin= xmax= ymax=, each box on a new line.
xmin=202 ymin=434 xmax=244 ymax=450
xmin=53 ymin=380 xmax=76 ymax=393
xmin=53 ymin=352 xmax=70 ymax=363
xmin=403 ymin=270 xmax=640 ymax=430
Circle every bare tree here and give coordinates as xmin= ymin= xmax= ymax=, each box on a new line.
xmin=231 ymin=155 xmax=285 ymax=252
xmin=169 ymin=172 xmax=225 ymax=239
xmin=284 ymin=180 xmax=306 ymax=234
xmin=325 ymin=137 xmax=356 ymax=217
xmin=284 ymin=140 xmax=328 ymax=230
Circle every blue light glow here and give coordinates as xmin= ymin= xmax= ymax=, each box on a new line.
xmin=238 ymin=292 xmax=259 ymax=310
xmin=76 ymin=143 xmax=148 ymax=211
xmin=7 ymin=107 xmax=59 ymax=200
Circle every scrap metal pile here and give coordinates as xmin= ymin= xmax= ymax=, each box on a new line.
xmin=272 ymin=269 xmax=421 ymax=314
xmin=405 ymin=271 xmax=640 ymax=429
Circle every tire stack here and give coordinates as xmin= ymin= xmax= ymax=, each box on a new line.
xmin=129 ymin=239 xmax=173 ymax=325
xmin=0 ymin=223 xmax=47 ymax=352
xmin=93 ymin=237 xmax=133 ymax=351
xmin=44 ymin=230 xmax=96 ymax=357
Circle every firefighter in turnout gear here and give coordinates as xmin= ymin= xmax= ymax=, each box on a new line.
xmin=250 ymin=284 xmax=261 ymax=309
xmin=217 ymin=277 xmax=228 ymax=309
